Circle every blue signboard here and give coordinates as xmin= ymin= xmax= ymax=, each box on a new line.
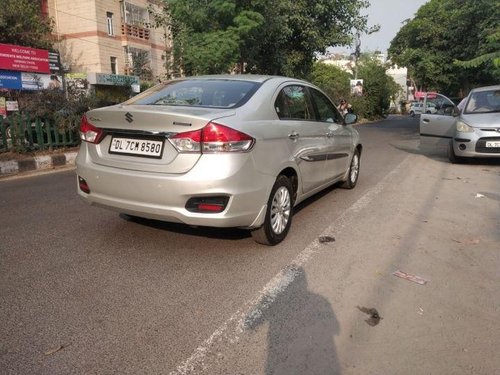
xmin=0 ymin=70 xmax=22 ymax=89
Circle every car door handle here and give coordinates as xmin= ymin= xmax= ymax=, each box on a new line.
xmin=288 ymin=131 xmax=300 ymax=140
xmin=423 ymin=119 xmax=430 ymax=123
xmin=326 ymin=131 xmax=335 ymax=138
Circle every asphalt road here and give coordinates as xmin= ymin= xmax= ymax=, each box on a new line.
xmin=1 ymin=115 xmax=499 ymax=374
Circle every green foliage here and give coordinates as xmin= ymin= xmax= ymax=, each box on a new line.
xmin=356 ymin=58 xmax=394 ymax=119
xmin=0 ymin=0 xmax=54 ymax=49
xmin=132 ymin=51 xmax=154 ymax=82
xmin=309 ymin=63 xmax=351 ymax=104
xmin=4 ymin=86 xmax=118 ymax=133
xmin=159 ymin=0 xmax=372 ymax=78
xmin=388 ymin=0 xmax=499 ymax=96
xmin=310 ymin=57 xmax=400 ymax=120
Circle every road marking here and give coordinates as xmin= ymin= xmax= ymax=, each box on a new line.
xmin=169 ymin=156 xmax=409 ymax=375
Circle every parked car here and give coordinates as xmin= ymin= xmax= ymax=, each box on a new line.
xmin=419 ymin=85 xmax=500 ymax=163
xmin=409 ymin=101 xmax=437 ymax=117
xmin=76 ymin=75 xmax=362 ymax=245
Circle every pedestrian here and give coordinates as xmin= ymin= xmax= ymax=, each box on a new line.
xmin=338 ymin=99 xmax=351 ymax=115
xmin=48 ymin=75 xmax=61 ymax=90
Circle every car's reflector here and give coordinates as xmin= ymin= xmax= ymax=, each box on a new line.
xmin=78 ymin=176 xmax=90 ymax=193
xmin=185 ymin=196 xmax=230 ymax=213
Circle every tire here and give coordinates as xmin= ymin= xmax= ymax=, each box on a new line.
xmin=251 ymin=175 xmax=293 ymax=246
xmin=341 ymin=149 xmax=360 ymax=189
xmin=409 ymin=111 xmax=415 ymax=117
xmin=448 ymin=140 xmax=465 ymax=164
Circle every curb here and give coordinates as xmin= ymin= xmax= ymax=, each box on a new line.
xmin=0 ymin=151 xmax=78 ymax=176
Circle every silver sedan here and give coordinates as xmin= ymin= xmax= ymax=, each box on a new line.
xmin=76 ymin=75 xmax=362 ymax=245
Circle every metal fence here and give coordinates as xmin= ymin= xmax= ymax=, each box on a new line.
xmin=0 ymin=114 xmax=80 ymax=153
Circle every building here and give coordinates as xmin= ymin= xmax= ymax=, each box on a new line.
xmin=386 ymin=65 xmax=409 ymax=111
xmin=42 ymin=0 xmax=170 ymax=96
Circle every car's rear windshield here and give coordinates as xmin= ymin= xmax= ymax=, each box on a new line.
xmin=464 ymin=89 xmax=500 ymax=114
xmin=125 ymin=79 xmax=260 ymax=108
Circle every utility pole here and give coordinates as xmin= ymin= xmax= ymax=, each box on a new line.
xmin=354 ymin=30 xmax=361 ymax=80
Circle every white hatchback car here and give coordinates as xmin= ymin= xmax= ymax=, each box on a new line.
xmin=76 ymin=75 xmax=362 ymax=245
xmin=409 ymin=102 xmax=437 ymax=117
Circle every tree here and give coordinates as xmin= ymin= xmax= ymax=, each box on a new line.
xmin=350 ymin=55 xmax=399 ymax=119
xmin=309 ymin=62 xmax=351 ymax=104
xmin=309 ymin=55 xmax=399 ymax=120
xmin=388 ymin=0 xmax=499 ymax=96
xmin=155 ymin=0 xmax=373 ymax=78
xmin=131 ymin=50 xmax=154 ymax=82
xmin=0 ymin=0 xmax=54 ymax=49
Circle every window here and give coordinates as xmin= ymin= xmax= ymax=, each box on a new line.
xmin=125 ymin=47 xmax=150 ymax=70
xmin=122 ymin=2 xmax=149 ymax=26
xmin=125 ymin=79 xmax=259 ymax=108
xmin=275 ymin=86 xmax=314 ymax=120
xmin=309 ymin=89 xmax=342 ymax=124
xmin=110 ymin=57 xmax=117 ymax=74
xmin=106 ymin=12 xmax=114 ymax=36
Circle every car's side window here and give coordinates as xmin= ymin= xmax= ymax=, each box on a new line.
xmin=309 ymin=88 xmax=342 ymax=124
xmin=275 ymin=85 xmax=314 ymax=120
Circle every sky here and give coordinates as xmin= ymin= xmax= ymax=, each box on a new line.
xmin=330 ymin=0 xmax=429 ymax=55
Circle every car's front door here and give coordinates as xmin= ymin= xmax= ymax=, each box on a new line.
xmin=308 ymin=88 xmax=351 ymax=180
xmin=419 ymin=93 xmax=457 ymax=148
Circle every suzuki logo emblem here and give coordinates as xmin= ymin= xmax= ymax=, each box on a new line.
xmin=125 ymin=112 xmax=134 ymax=123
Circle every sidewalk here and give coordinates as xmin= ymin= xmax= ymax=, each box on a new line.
xmin=0 ymin=149 xmax=78 ymax=176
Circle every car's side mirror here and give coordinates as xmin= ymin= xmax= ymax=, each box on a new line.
xmin=451 ymin=107 xmax=461 ymax=117
xmin=344 ymin=113 xmax=358 ymax=125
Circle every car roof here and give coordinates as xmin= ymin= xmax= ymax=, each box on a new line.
xmin=176 ymin=74 xmax=285 ymax=83
xmin=470 ymin=85 xmax=500 ymax=93
xmin=170 ymin=74 xmax=312 ymax=86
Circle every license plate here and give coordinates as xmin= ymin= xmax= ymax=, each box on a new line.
xmin=485 ymin=141 xmax=500 ymax=148
xmin=109 ymin=137 xmax=164 ymax=158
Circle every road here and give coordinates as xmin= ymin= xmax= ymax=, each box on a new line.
xmin=1 ymin=116 xmax=499 ymax=375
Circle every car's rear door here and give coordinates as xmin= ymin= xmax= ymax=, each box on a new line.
xmin=275 ymin=84 xmax=330 ymax=192
xmin=420 ymin=93 xmax=457 ymax=147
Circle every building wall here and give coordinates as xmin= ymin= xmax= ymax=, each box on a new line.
xmin=47 ymin=0 xmax=167 ymax=79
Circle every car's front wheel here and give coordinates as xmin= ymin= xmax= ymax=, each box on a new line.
xmin=448 ymin=140 xmax=466 ymax=163
xmin=251 ymin=175 xmax=293 ymax=246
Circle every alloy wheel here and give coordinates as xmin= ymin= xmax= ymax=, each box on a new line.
xmin=270 ymin=186 xmax=291 ymax=235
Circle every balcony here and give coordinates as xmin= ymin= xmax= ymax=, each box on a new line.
xmin=121 ymin=23 xmax=150 ymax=41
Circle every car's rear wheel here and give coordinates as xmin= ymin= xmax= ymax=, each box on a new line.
xmin=341 ymin=149 xmax=360 ymax=189
xmin=251 ymin=175 xmax=293 ymax=246
xmin=410 ymin=111 xmax=415 ymax=117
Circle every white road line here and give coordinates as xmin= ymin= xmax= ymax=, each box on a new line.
xmin=169 ymin=156 xmax=409 ymax=375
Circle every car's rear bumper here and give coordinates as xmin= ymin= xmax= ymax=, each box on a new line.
xmin=76 ymin=146 xmax=273 ymax=228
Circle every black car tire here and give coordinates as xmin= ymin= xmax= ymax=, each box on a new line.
xmin=448 ymin=140 xmax=465 ymax=164
xmin=341 ymin=149 xmax=361 ymax=189
xmin=410 ymin=111 xmax=415 ymax=117
xmin=251 ymin=175 xmax=293 ymax=246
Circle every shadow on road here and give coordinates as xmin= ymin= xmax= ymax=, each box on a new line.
xmin=119 ymin=213 xmax=251 ymax=240
xmin=245 ymin=266 xmax=341 ymax=375
xmin=391 ymin=142 xmax=500 ymax=166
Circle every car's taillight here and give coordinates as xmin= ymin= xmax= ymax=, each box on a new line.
xmin=169 ymin=122 xmax=254 ymax=153
xmin=79 ymin=115 xmax=105 ymax=144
